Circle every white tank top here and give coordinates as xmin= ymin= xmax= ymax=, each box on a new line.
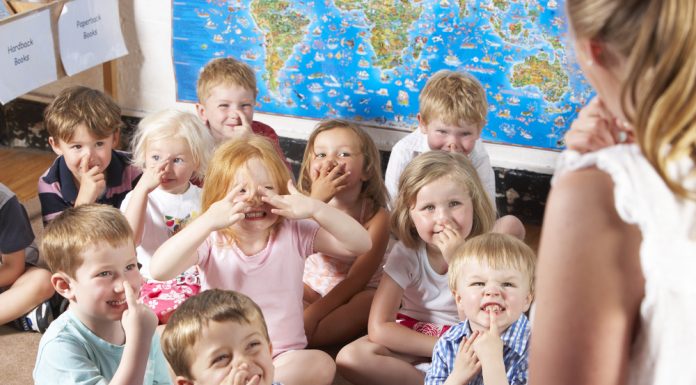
xmin=554 ymin=144 xmax=696 ymax=385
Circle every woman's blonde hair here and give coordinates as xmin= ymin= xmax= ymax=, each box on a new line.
xmin=131 ymin=109 xmax=214 ymax=180
xmin=298 ymin=119 xmax=388 ymax=217
xmin=568 ymin=0 xmax=696 ymax=199
xmin=391 ymin=151 xmax=496 ymax=249
xmin=202 ymin=135 xmax=291 ymax=243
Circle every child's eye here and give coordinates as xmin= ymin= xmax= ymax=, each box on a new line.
xmin=437 ymin=130 xmax=447 ymax=134
xmin=421 ymin=204 xmax=435 ymax=211
xmin=264 ymin=186 xmax=274 ymax=190
xmin=338 ymin=152 xmax=351 ymax=157
xmin=242 ymin=103 xmax=252 ymax=108
xmin=211 ymin=354 xmax=231 ymax=366
xmin=247 ymin=340 xmax=262 ymax=350
xmin=71 ymin=144 xmax=82 ymax=150
xmin=218 ymin=104 xmax=229 ymax=109
xmin=502 ymin=282 xmax=515 ymax=287
xmin=239 ymin=188 xmax=247 ymax=194
xmin=314 ymin=153 xmax=326 ymax=159
xmin=96 ymin=271 xmax=112 ymax=278
xmin=95 ymin=141 xmax=105 ymax=147
xmin=173 ymin=157 xmax=184 ymax=164
xmin=151 ymin=155 xmax=160 ymax=161
xmin=471 ymin=282 xmax=484 ymax=286
xmin=449 ymin=201 xmax=461 ymax=207
xmin=125 ymin=263 xmax=137 ymax=271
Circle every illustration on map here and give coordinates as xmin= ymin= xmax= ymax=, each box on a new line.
xmin=173 ymin=0 xmax=594 ymax=150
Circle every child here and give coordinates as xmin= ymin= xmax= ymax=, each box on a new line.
xmin=337 ymin=151 xmax=496 ymax=385
xmin=195 ymin=57 xmax=288 ymax=167
xmin=33 ymin=204 xmax=171 ymax=385
xmin=161 ymin=289 xmax=281 ymax=385
xmin=298 ymin=119 xmax=390 ymax=347
xmin=383 ymin=70 xmax=524 ymax=239
xmin=39 ymin=86 xmax=141 ymax=224
xmin=150 ymin=135 xmax=371 ymax=385
xmin=0 ymin=183 xmax=54 ymax=332
xmin=425 ymin=233 xmax=535 ymax=385
xmin=120 ymin=109 xmax=214 ymax=323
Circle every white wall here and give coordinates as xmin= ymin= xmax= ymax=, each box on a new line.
xmin=24 ymin=0 xmax=557 ymax=175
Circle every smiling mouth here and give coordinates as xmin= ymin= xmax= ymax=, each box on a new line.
xmin=245 ymin=211 xmax=267 ymax=219
xmin=481 ymin=303 xmax=504 ymax=313
xmin=107 ymin=299 xmax=126 ymax=306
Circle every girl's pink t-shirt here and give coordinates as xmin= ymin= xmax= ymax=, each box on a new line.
xmin=197 ymin=219 xmax=320 ymax=356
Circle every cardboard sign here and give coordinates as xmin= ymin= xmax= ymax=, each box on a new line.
xmin=58 ymin=0 xmax=126 ymax=76
xmin=0 ymin=7 xmax=57 ymax=103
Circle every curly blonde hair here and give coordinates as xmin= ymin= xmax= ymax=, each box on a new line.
xmin=418 ymin=70 xmax=488 ymax=130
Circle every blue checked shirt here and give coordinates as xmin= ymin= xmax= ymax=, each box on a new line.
xmin=425 ymin=315 xmax=530 ymax=385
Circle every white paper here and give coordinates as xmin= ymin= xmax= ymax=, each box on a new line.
xmin=58 ymin=0 xmax=127 ymax=76
xmin=0 ymin=9 xmax=57 ymax=103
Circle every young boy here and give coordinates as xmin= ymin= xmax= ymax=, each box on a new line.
xmin=0 ymin=183 xmax=54 ymax=332
xmin=161 ymin=289 xmax=281 ymax=385
xmin=425 ymin=233 xmax=534 ymax=385
xmin=39 ymin=86 xmax=141 ymax=224
xmin=195 ymin=57 xmax=288 ymax=168
xmin=33 ymin=204 xmax=171 ymax=385
xmin=385 ymin=70 xmax=524 ymax=238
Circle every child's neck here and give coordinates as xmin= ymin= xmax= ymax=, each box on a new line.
xmin=73 ymin=308 xmax=126 ymax=345
xmin=425 ymin=244 xmax=448 ymax=275
xmin=330 ymin=182 xmax=363 ymax=219
xmin=234 ymin=226 xmax=273 ymax=256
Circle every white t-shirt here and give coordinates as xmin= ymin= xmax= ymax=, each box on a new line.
xmin=120 ymin=184 xmax=202 ymax=279
xmin=383 ymin=241 xmax=459 ymax=325
xmin=384 ymin=130 xmax=496 ymax=210
xmin=554 ymin=144 xmax=696 ymax=385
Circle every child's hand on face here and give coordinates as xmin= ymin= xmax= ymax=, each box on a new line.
xmin=450 ymin=332 xmax=482 ymax=384
xmin=138 ymin=157 xmax=168 ymax=193
xmin=229 ymin=110 xmax=253 ymax=139
xmin=204 ymin=185 xmax=247 ymax=230
xmin=76 ymin=153 xmax=106 ymax=203
xmin=310 ymin=161 xmax=350 ymax=202
xmin=220 ymin=363 xmax=261 ymax=385
xmin=121 ymin=281 xmax=157 ymax=341
xmin=261 ymin=180 xmax=318 ymax=220
xmin=565 ymin=97 xmax=634 ymax=153
xmin=432 ymin=222 xmax=461 ymax=262
xmin=472 ymin=310 xmax=504 ymax=365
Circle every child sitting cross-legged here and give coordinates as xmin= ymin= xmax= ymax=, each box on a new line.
xmin=162 ymin=289 xmax=280 ymax=385
xmin=425 ymin=233 xmax=535 ymax=385
xmin=33 ymin=204 xmax=171 ymax=385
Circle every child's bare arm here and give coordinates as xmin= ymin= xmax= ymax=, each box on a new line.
xmin=304 ymin=208 xmax=389 ymax=338
xmin=74 ymin=154 xmax=106 ymax=206
xmin=122 ymin=160 xmax=167 ymax=245
xmin=472 ymin=312 xmax=509 ymax=385
xmin=150 ymin=186 xmax=246 ymax=281
xmin=262 ymin=181 xmax=371 ymax=258
xmin=109 ymin=282 xmax=157 ymax=385
xmin=368 ymin=274 xmax=439 ymax=357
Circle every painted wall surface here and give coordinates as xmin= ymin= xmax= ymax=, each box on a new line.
xmin=25 ymin=0 xmax=559 ymax=174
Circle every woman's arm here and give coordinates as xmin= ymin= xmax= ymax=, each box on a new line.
xmin=305 ymin=208 xmax=390 ymax=334
xmin=368 ymin=274 xmax=439 ymax=357
xmin=150 ymin=187 xmax=245 ymax=281
xmin=529 ymin=168 xmax=644 ymax=385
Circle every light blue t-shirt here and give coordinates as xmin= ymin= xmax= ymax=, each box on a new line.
xmin=33 ymin=310 xmax=171 ymax=385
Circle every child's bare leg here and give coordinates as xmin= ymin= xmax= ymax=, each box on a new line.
xmin=274 ymin=349 xmax=335 ymax=385
xmin=308 ymin=289 xmax=375 ymax=348
xmin=336 ymin=335 xmax=425 ymax=385
xmin=492 ymin=215 xmax=526 ymax=240
xmin=0 ymin=266 xmax=54 ymax=324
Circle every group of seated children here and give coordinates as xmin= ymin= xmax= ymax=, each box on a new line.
xmin=5 ymin=56 xmax=540 ymax=385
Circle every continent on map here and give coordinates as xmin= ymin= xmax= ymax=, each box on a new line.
xmin=510 ymin=55 xmax=569 ymax=103
xmin=250 ymin=0 xmax=310 ymax=94
xmin=335 ymin=0 xmax=422 ymax=70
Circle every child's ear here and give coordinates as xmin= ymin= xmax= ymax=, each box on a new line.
xmin=175 ymin=376 xmax=194 ymax=385
xmin=523 ymin=292 xmax=534 ymax=312
xmin=48 ymin=137 xmax=63 ymax=156
xmin=416 ymin=113 xmax=427 ymax=134
xmin=195 ymin=103 xmax=208 ymax=122
xmin=112 ymin=130 xmax=120 ymax=149
xmin=51 ymin=272 xmax=75 ymax=301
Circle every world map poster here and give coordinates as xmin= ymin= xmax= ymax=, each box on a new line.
xmin=172 ymin=0 xmax=594 ymax=150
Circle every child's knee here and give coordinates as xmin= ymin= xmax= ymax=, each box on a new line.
xmin=336 ymin=338 xmax=365 ymax=370
xmin=493 ymin=215 xmax=526 ymax=240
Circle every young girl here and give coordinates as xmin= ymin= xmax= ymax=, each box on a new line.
xmin=149 ymin=135 xmax=371 ymax=385
xmin=120 ymin=109 xmax=214 ymax=324
xmin=337 ymin=151 xmax=496 ymax=385
xmin=298 ymin=119 xmax=390 ymax=347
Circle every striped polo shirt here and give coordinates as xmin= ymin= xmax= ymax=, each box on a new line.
xmin=426 ymin=315 xmax=531 ymax=385
xmin=38 ymin=150 xmax=141 ymax=224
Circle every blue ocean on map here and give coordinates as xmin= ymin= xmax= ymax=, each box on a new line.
xmin=173 ymin=0 xmax=594 ymax=150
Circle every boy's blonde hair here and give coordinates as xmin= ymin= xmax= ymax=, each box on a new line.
xmin=298 ymin=119 xmax=388 ymax=215
xmin=418 ymin=70 xmax=488 ymax=130
xmin=44 ymin=86 xmax=123 ymax=143
xmin=391 ymin=151 xmax=495 ymax=249
xmin=197 ymin=57 xmax=257 ymax=103
xmin=202 ymin=135 xmax=291 ymax=242
xmin=568 ymin=0 xmax=696 ymax=200
xmin=161 ymin=289 xmax=270 ymax=379
xmin=131 ymin=109 xmax=214 ymax=180
xmin=40 ymin=204 xmax=133 ymax=278
xmin=448 ymin=233 xmax=536 ymax=293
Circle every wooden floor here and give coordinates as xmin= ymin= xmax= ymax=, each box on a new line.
xmin=0 ymin=146 xmax=56 ymax=202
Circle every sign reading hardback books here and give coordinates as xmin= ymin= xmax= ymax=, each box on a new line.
xmin=58 ymin=0 xmax=126 ymax=76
